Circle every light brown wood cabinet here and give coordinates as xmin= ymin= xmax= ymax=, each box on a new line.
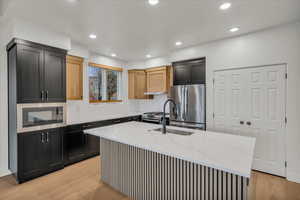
xmin=128 ymin=70 xmax=151 ymax=99
xmin=128 ymin=66 xmax=172 ymax=99
xmin=146 ymin=66 xmax=172 ymax=94
xmin=66 ymin=55 xmax=83 ymax=100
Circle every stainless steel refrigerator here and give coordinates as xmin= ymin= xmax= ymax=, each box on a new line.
xmin=169 ymin=84 xmax=206 ymax=130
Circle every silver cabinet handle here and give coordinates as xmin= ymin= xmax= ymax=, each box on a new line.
xmin=83 ymin=124 xmax=92 ymax=129
xmin=185 ymin=86 xmax=188 ymax=120
xmin=41 ymin=91 xmax=44 ymax=101
xmin=46 ymin=132 xmax=49 ymax=143
xmin=41 ymin=133 xmax=45 ymax=143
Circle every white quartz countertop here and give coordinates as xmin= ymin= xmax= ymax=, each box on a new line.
xmin=85 ymin=122 xmax=256 ymax=178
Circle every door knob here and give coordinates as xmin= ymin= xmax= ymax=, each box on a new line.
xmin=246 ymin=121 xmax=251 ymax=126
xmin=240 ymin=121 xmax=244 ymax=125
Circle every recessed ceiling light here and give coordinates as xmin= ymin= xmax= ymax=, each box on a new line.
xmin=111 ymin=53 xmax=117 ymax=57
xmin=229 ymin=27 xmax=240 ymax=32
xmin=67 ymin=0 xmax=78 ymax=3
xmin=148 ymin=0 xmax=159 ymax=6
xmin=89 ymin=34 xmax=97 ymax=39
xmin=175 ymin=41 xmax=183 ymax=46
xmin=146 ymin=54 xmax=152 ymax=58
xmin=219 ymin=2 xmax=231 ymax=10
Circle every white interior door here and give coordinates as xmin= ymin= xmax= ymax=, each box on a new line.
xmin=213 ymin=69 xmax=247 ymax=135
xmin=213 ymin=64 xmax=286 ymax=177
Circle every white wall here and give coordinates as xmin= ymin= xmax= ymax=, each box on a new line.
xmin=11 ymin=18 xmax=71 ymax=50
xmin=128 ymin=22 xmax=300 ymax=183
xmin=66 ymin=46 xmax=139 ymax=124
xmin=0 ymin=18 xmax=13 ymax=176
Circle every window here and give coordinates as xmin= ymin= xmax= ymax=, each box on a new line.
xmin=88 ymin=63 xmax=122 ymax=103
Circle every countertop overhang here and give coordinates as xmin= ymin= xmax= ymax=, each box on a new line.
xmin=85 ymin=122 xmax=256 ymax=178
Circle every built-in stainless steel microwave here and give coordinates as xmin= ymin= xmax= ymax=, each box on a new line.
xmin=17 ymin=103 xmax=66 ymax=133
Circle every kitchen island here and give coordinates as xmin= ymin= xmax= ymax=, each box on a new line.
xmin=85 ymin=122 xmax=256 ymax=200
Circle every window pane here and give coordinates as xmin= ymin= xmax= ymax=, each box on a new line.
xmin=106 ymin=70 xmax=119 ymax=100
xmin=88 ymin=67 xmax=103 ymax=101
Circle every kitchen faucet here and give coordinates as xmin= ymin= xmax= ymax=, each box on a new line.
xmin=162 ymin=98 xmax=177 ymax=134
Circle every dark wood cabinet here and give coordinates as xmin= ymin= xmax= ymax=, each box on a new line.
xmin=17 ymin=45 xmax=43 ymax=103
xmin=85 ymin=134 xmax=100 ymax=156
xmin=44 ymin=50 xmax=66 ymax=102
xmin=46 ymin=129 xmax=64 ymax=169
xmin=64 ymin=115 xmax=141 ymax=166
xmin=18 ymin=128 xmax=63 ymax=183
xmin=173 ymin=58 xmax=206 ymax=85
xmin=7 ymin=38 xmax=67 ymax=104
xmin=64 ymin=127 xmax=87 ymax=165
xmin=19 ymin=131 xmax=45 ymax=180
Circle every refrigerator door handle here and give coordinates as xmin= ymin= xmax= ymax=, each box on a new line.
xmin=180 ymin=86 xmax=185 ymax=120
xmin=184 ymin=86 xmax=188 ymax=120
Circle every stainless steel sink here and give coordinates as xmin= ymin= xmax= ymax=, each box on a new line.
xmin=152 ymin=128 xmax=194 ymax=136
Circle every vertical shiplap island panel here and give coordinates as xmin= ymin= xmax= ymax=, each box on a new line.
xmin=100 ymin=138 xmax=249 ymax=200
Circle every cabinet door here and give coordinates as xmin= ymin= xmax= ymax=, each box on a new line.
xmin=64 ymin=129 xmax=86 ymax=165
xmin=173 ymin=59 xmax=206 ymax=85
xmin=128 ymin=70 xmax=150 ymax=99
xmin=135 ymin=71 xmax=148 ymax=99
xmin=66 ymin=55 xmax=83 ymax=100
xmin=128 ymin=71 xmax=135 ymax=99
xmin=85 ymin=134 xmax=100 ymax=156
xmin=147 ymin=69 xmax=167 ymax=93
xmin=17 ymin=45 xmax=43 ymax=103
xmin=19 ymin=131 xmax=45 ymax=179
xmin=190 ymin=62 xmax=206 ymax=84
xmin=43 ymin=50 xmax=66 ymax=102
xmin=173 ymin=65 xmax=191 ymax=85
xmin=45 ymin=129 xmax=63 ymax=169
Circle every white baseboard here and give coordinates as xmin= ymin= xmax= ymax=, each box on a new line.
xmin=287 ymin=170 xmax=300 ymax=184
xmin=0 ymin=169 xmax=11 ymax=177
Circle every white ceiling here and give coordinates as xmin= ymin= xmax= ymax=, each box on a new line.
xmin=3 ymin=0 xmax=300 ymax=61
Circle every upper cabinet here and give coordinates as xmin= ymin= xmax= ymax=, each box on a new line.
xmin=173 ymin=58 xmax=206 ymax=85
xmin=146 ymin=66 xmax=172 ymax=94
xmin=43 ymin=49 xmax=66 ymax=102
xmin=66 ymin=55 xmax=83 ymax=100
xmin=128 ymin=66 xmax=172 ymax=99
xmin=16 ymin=45 xmax=44 ymax=103
xmin=128 ymin=70 xmax=151 ymax=99
xmin=7 ymin=38 xmax=67 ymax=103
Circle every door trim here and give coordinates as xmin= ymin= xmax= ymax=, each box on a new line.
xmin=214 ymin=62 xmax=287 ymax=72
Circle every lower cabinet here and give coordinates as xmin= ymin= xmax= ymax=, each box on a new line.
xmin=85 ymin=134 xmax=100 ymax=156
xmin=63 ymin=126 xmax=85 ymax=165
xmin=18 ymin=128 xmax=63 ymax=183
xmin=16 ymin=115 xmax=141 ymax=183
xmin=63 ymin=126 xmax=94 ymax=166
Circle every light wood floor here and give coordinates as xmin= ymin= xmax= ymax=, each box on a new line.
xmin=0 ymin=156 xmax=299 ymax=200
